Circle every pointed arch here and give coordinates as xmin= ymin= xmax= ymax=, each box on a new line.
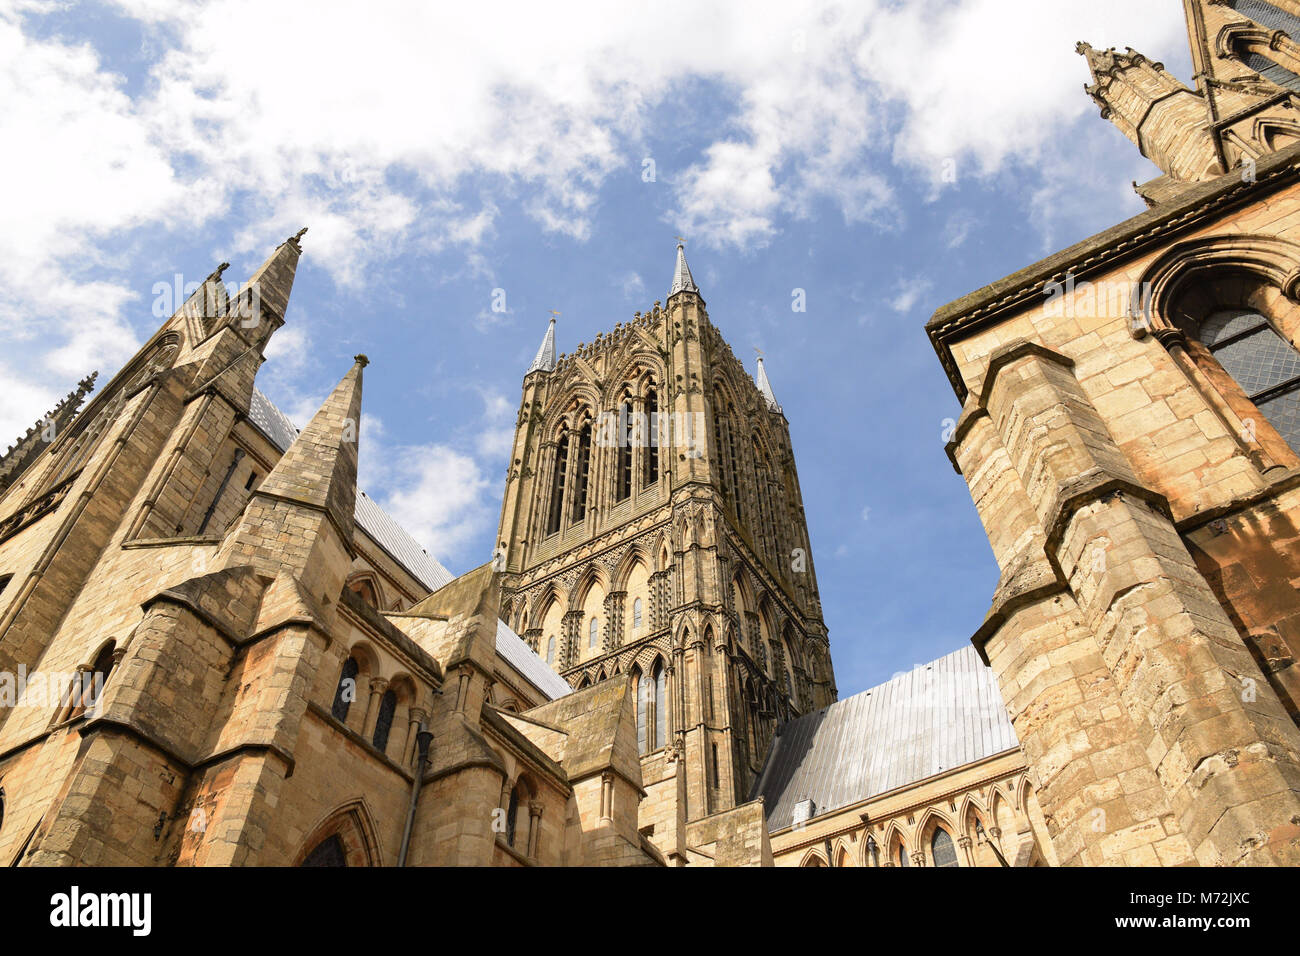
xmin=569 ymin=563 xmax=609 ymax=611
xmin=601 ymin=351 xmax=667 ymax=407
xmin=798 ymin=847 xmax=829 ymax=867
xmin=294 ymin=799 xmax=383 ymax=867
xmin=916 ymin=807 xmax=960 ymax=867
xmin=883 ymin=820 xmax=910 ymax=868
xmin=345 ymin=570 xmax=384 ymax=610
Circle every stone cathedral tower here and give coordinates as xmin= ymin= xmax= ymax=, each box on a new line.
xmin=929 ymin=0 xmax=1300 ymax=867
xmin=494 ymin=245 xmax=835 ymax=857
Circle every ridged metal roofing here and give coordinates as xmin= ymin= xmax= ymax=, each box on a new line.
xmin=754 ymin=356 xmax=781 ymax=412
xmin=526 ymin=317 xmax=557 ymax=374
xmin=668 ymin=243 xmax=698 ymax=296
xmin=752 ymin=645 xmax=1018 ymax=831
xmin=247 ymin=388 xmax=570 ymax=700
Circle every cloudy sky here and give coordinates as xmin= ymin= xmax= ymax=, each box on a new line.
xmin=0 ymin=0 xmax=1193 ymax=697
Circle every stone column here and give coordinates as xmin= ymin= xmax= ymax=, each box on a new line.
xmin=527 ymin=802 xmax=544 ymax=859
xmin=361 ymin=677 xmax=387 ymax=740
xmin=561 ymin=610 xmax=584 ymax=669
xmin=403 ymin=707 xmax=427 ymax=766
xmin=604 ymin=590 xmax=626 ymax=651
xmin=600 ymin=770 xmax=614 ymax=823
xmin=984 ymin=339 xmax=1300 ymax=866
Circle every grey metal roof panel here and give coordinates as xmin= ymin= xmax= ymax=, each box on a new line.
xmin=247 ymin=388 xmax=570 ymax=700
xmin=493 ymin=617 xmax=573 ymax=700
xmin=248 ymin=387 xmax=300 ymax=452
xmin=668 ymin=243 xmax=698 ymax=296
xmin=753 ymin=645 xmax=1018 ymax=831
xmin=526 ymin=317 xmax=557 ymax=374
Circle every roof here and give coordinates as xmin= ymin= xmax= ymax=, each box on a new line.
xmin=754 ymin=357 xmax=781 ymax=412
xmin=751 ymin=645 xmax=1018 ymax=831
xmin=247 ymin=388 xmax=570 ymax=700
xmin=526 ymin=317 xmax=557 ymax=374
xmin=668 ymin=243 xmax=698 ymax=296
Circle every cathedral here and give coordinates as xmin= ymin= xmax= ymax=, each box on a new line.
xmin=0 ymin=0 xmax=1299 ymax=868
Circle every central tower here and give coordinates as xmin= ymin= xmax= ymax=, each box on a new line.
xmin=494 ymin=245 xmax=835 ymax=857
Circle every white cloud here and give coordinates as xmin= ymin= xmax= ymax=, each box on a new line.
xmin=374 ymin=443 xmax=493 ymax=562
xmin=0 ymin=0 xmax=1192 ymax=442
xmin=889 ymin=276 xmax=934 ymax=314
xmin=619 ymin=272 xmax=646 ymax=299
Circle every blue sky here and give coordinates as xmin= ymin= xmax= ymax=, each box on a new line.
xmin=0 ymin=0 xmax=1196 ymax=698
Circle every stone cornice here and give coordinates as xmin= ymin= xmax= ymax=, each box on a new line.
xmin=926 ymin=141 xmax=1300 ymax=402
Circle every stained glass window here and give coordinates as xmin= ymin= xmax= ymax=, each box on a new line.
xmin=932 ymin=828 xmax=959 ymax=868
xmin=653 ymin=660 xmax=667 ymax=750
xmin=1202 ymin=309 xmax=1300 ymax=451
xmin=372 ymin=689 xmax=397 ymax=752
xmin=331 ymin=656 xmax=359 ymax=722
xmin=300 ymin=834 xmax=347 ymax=867
xmin=1231 ymin=1 xmax=1300 ymax=92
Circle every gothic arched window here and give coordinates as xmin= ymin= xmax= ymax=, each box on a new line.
xmin=713 ymin=405 xmax=730 ymax=503
xmin=726 ymin=406 xmax=743 ymax=522
xmin=506 ymin=784 xmax=520 ymax=847
xmin=615 ymin=401 xmax=633 ymax=502
xmin=931 ymin=827 xmax=959 ymax=868
xmin=1201 ymin=309 xmax=1300 ymax=451
xmin=897 ymin=842 xmax=910 ymax=868
xmin=372 ymin=689 xmax=397 ymax=753
xmin=300 ymin=834 xmax=347 ymax=867
xmin=588 ymin=616 xmax=599 ymax=648
xmin=546 ymin=636 xmax=556 ymax=666
xmin=570 ymin=422 xmax=592 ymax=524
xmin=651 ymin=659 xmax=667 ymax=751
xmin=632 ymin=666 xmax=647 ymax=753
xmin=71 ymin=641 xmax=117 ymax=718
xmin=1231 ymin=0 xmax=1300 ymax=41
xmin=331 ymin=656 xmax=360 ymax=722
xmin=632 ymin=597 xmax=643 ymax=629
xmin=645 ymin=388 xmax=660 ymax=485
xmin=546 ymin=430 xmax=570 ymax=536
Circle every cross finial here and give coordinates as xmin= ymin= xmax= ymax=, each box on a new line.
xmin=754 ymin=346 xmax=766 ymax=359
xmin=548 ymin=309 xmax=560 ymax=323
xmin=674 ymin=235 xmax=687 ymax=247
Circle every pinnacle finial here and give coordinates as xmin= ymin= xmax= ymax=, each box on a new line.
xmin=527 ymin=312 xmax=558 ymax=375
xmin=669 ymin=240 xmax=698 ymax=297
xmin=354 ymin=354 xmax=369 ymax=368
xmin=754 ymin=350 xmax=781 ymax=412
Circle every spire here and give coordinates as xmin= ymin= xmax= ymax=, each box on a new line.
xmin=668 ymin=242 xmax=698 ymax=297
xmin=253 ymin=355 xmax=365 ymax=543
xmin=1076 ymin=41 xmax=1222 ymax=181
xmin=239 ymin=227 xmax=307 ymax=335
xmin=0 ymin=372 xmax=97 ymax=492
xmin=526 ymin=315 xmax=557 ymax=375
xmin=754 ymin=355 xmax=781 ymax=413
